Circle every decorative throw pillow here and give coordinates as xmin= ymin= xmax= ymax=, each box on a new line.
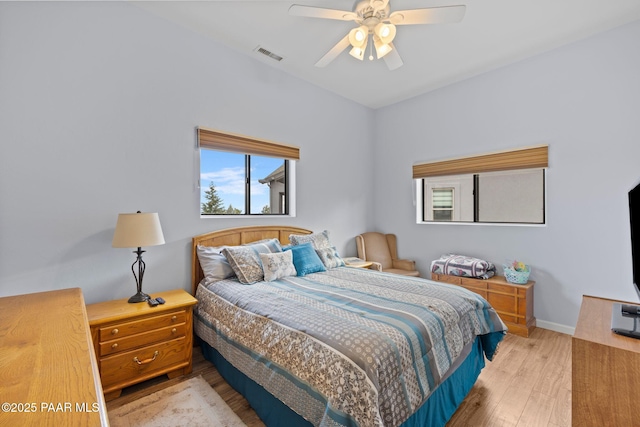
xmin=285 ymin=242 xmax=326 ymax=276
xmin=289 ymin=230 xmax=332 ymax=250
xmin=259 ymin=251 xmax=297 ymax=282
xmin=316 ymin=246 xmax=345 ymax=269
xmin=245 ymin=238 xmax=283 ymax=253
xmin=222 ymin=239 xmax=283 ymax=284
xmin=222 ymin=246 xmax=263 ymax=284
xmin=196 ymin=245 xmax=235 ymax=283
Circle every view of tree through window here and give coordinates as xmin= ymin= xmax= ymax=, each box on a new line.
xmin=200 ymin=149 xmax=288 ymax=215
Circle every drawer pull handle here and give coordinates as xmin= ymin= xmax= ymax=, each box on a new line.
xmin=171 ymin=316 xmax=177 ymax=321
xmin=111 ymin=328 xmax=119 ymax=335
xmin=133 ymin=351 xmax=159 ymax=365
xmin=111 ymin=343 xmax=118 ymax=349
xmin=171 ymin=328 xmax=177 ymax=334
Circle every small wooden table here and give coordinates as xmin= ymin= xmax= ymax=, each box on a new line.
xmin=431 ymin=273 xmax=536 ymax=337
xmin=572 ymin=295 xmax=640 ymax=426
xmin=0 ymin=288 xmax=108 ymax=426
xmin=343 ymin=257 xmax=374 ymax=269
xmin=86 ymin=289 xmax=197 ymax=401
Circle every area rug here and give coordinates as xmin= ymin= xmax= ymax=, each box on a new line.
xmin=109 ymin=376 xmax=247 ymax=427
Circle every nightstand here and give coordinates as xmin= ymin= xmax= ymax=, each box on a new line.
xmin=86 ymin=289 xmax=197 ymax=401
xmin=343 ymin=257 xmax=374 ymax=269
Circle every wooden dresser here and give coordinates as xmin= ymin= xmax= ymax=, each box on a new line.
xmin=0 ymin=288 xmax=108 ymax=427
xmin=572 ymin=295 xmax=640 ymax=426
xmin=431 ymin=273 xmax=536 ymax=337
xmin=86 ymin=289 xmax=197 ymax=401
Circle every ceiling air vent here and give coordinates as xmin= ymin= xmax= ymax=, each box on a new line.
xmin=254 ymin=46 xmax=283 ymax=62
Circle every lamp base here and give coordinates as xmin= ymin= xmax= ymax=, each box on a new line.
xmin=128 ymin=291 xmax=150 ymax=303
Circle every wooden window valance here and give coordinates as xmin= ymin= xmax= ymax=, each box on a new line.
xmin=412 ymin=145 xmax=548 ymax=179
xmin=197 ymin=127 xmax=300 ymax=160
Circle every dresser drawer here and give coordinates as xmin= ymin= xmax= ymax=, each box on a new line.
xmin=98 ymin=310 xmax=185 ymax=341
xmin=460 ymin=277 xmax=489 ymax=294
xmin=432 ymin=273 xmax=462 ymax=285
xmin=99 ymin=337 xmax=189 ymax=389
xmin=430 ymin=273 xmax=536 ymax=337
xmin=99 ymin=323 xmax=186 ymax=356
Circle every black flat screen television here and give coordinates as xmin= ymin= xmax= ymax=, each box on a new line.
xmin=611 ymin=181 xmax=640 ymax=339
xmin=631 ymin=182 xmax=640 ymax=296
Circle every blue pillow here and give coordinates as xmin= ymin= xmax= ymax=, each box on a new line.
xmin=285 ymin=243 xmax=326 ymax=276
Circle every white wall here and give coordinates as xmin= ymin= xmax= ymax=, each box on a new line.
xmin=0 ymin=2 xmax=375 ymax=304
xmin=2 ymin=2 xmax=638 ymax=331
xmin=373 ymin=19 xmax=640 ymax=330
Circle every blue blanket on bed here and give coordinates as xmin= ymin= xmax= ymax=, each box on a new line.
xmin=195 ymin=267 xmax=506 ymax=427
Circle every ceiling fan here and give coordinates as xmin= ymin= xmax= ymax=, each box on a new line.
xmin=289 ymin=0 xmax=466 ymax=70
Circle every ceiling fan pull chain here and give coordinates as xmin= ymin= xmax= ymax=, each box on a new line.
xmin=368 ymin=34 xmax=374 ymax=61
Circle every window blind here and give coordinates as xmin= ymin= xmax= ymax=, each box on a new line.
xmin=413 ymin=145 xmax=548 ymax=179
xmin=197 ymin=127 xmax=300 ymax=160
xmin=432 ymin=188 xmax=453 ymax=209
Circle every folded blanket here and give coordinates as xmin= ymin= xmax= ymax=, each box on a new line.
xmin=431 ymin=254 xmax=496 ymax=279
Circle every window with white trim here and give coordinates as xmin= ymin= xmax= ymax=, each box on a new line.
xmin=414 ymin=146 xmax=548 ymax=224
xmin=198 ymin=128 xmax=298 ymax=216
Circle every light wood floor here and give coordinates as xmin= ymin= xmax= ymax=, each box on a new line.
xmin=107 ymin=328 xmax=571 ymax=427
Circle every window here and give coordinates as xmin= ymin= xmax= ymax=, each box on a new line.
xmin=432 ymin=188 xmax=454 ymax=221
xmin=476 ymin=169 xmax=545 ymax=223
xmin=198 ymin=128 xmax=299 ymax=216
xmin=414 ymin=145 xmax=548 ymax=225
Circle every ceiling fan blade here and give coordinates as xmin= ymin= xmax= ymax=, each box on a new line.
xmin=389 ymin=5 xmax=466 ymax=25
xmin=289 ymin=4 xmax=357 ymax=21
xmin=383 ymin=43 xmax=403 ymax=70
xmin=315 ymin=34 xmax=350 ymax=68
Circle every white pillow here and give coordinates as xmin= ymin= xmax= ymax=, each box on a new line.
xmin=259 ymin=251 xmax=297 ymax=282
xmin=196 ymin=245 xmax=235 ymax=284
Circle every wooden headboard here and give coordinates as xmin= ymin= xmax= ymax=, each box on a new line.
xmin=191 ymin=225 xmax=312 ymax=295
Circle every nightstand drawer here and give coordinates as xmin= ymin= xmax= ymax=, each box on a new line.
xmin=86 ymin=289 xmax=198 ymax=400
xmin=100 ymin=337 xmax=189 ymax=389
xmin=98 ymin=310 xmax=185 ymax=341
xmin=99 ymin=323 xmax=186 ymax=356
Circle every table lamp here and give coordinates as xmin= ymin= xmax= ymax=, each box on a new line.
xmin=112 ymin=211 xmax=165 ymax=303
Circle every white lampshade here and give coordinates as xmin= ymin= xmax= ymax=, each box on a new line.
xmin=112 ymin=212 xmax=165 ymax=248
xmin=349 ymin=45 xmax=366 ymax=60
xmin=374 ymin=36 xmax=393 ymax=59
xmin=348 ymin=25 xmax=368 ymax=48
xmin=374 ymin=23 xmax=396 ymax=45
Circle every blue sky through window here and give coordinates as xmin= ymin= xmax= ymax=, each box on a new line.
xmin=200 ymin=150 xmax=283 ymax=214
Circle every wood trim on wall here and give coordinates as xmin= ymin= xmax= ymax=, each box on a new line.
xmin=197 ymin=127 xmax=300 ymax=160
xmin=412 ymin=145 xmax=548 ymax=179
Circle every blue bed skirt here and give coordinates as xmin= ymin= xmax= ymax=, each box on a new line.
xmin=198 ymin=335 xmax=488 ymax=427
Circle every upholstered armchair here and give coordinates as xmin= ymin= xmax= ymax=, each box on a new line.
xmin=355 ymin=232 xmax=420 ymax=277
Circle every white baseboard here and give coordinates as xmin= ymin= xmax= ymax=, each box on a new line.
xmin=536 ymin=319 xmax=575 ymax=336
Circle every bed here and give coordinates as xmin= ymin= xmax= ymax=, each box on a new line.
xmin=191 ymin=225 xmax=506 ymax=427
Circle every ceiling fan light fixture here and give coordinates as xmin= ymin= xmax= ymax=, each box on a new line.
xmin=349 ymin=25 xmax=368 ymax=48
xmin=374 ymin=22 xmax=396 ymax=44
xmin=374 ymin=36 xmax=393 ymax=59
xmin=349 ymin=41 xmax=367 ymax=60
xmin=290 ymin=2 xmax=467 ymax=70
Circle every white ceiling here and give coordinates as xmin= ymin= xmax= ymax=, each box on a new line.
xmin=134 ymin=0 xmax=640 ymax=109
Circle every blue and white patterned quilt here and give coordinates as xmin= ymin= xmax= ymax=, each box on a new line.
xmin=194 ymin=267 xmax=506 ymax=427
